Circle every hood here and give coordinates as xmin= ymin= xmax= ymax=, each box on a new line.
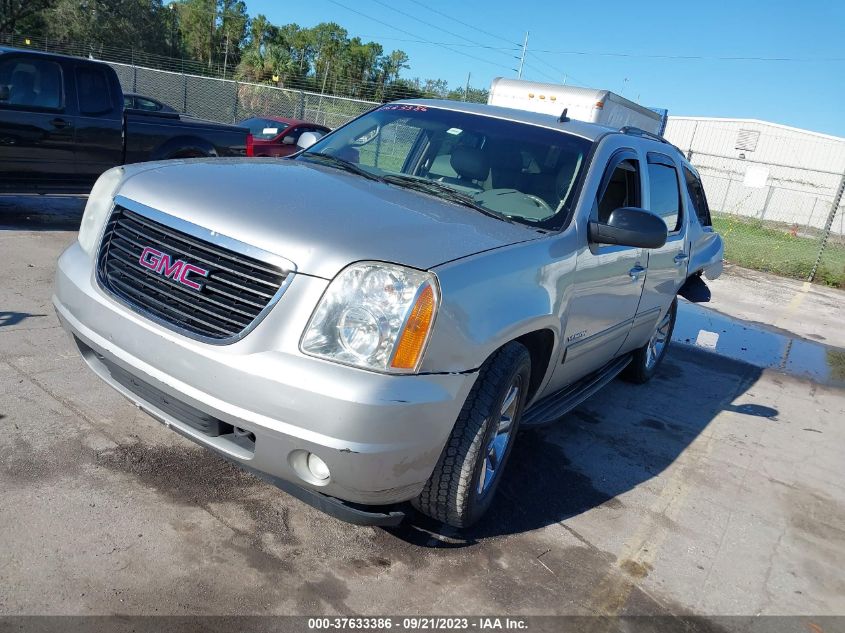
xmin=116 ymin=158 xmax=540 ymax=279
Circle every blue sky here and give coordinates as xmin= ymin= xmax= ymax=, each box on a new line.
xmin=247 ymin=0 xmax=845 ymax=137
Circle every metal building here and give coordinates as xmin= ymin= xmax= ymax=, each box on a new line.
xmin=664 ymin=117 xmax=845 ymax=235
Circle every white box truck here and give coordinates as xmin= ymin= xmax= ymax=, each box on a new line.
xmin=488 ymin=77 xmax=667 ymax=135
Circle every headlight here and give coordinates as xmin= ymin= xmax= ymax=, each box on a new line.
xmin=301 ymin=262 xmax=439 ymax=373
xmin=77 ymin=167 xmax=124 ymax=255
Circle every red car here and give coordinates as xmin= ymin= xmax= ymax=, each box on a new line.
xmin=238 ymin=117 xmax=330 ymax=157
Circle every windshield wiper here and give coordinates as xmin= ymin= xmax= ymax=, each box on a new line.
xmin=381 ymin=174 xmax=512 ymax=223
xmin=300 ymin=152 xmax=382 ymax=182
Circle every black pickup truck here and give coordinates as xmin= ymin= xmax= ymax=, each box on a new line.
xmin=0 ymin=48 xmax=251 ymax=194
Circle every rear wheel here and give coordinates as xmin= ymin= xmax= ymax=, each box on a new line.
xmin=413 ymin=342 xmax=531 ymax=528
xmin=624 ymin=297 xmax=677 ymax=384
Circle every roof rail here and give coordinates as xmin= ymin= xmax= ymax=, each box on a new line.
xmin=619 ymin=126 xmax=669 ymax=144
xmin=619 ymin=126 xmax=685 ymax=156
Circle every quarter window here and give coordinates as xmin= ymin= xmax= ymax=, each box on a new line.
xmin=647 ymin=156 xmax=682 ymax=232
xmin=0 ymin=59 xmax=62 ymax=109
xmin=683 ymin=167 xmax=712 ymax=227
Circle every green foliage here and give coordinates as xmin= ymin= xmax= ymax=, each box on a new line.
xmin=7 ymin=0 xmax=496 ymax=104
xmin=712 ymin=214 xmax=845 ymax=288
xmin=39 ymin=0 xmax=170 ymax=54
xmin=446 ymin=86 xmax=490 ymax=103
xmin=0 ymin=0 xmax=55 ymax=33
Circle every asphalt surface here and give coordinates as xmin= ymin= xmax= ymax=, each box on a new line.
xmin=1 ymin=197 xmax=844 ymax=617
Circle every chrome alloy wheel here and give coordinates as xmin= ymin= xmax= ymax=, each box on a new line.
xmin=477 ymin=375 xmax=522 ymax=497
xmin=645 ymin=309 xmax=673 ymax=369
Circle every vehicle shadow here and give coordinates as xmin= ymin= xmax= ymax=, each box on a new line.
xmin=0 ymin=196 xmax=85 ymax=231
xmin=386 ymin=345 xmax=772 ymax=547
xmin=0 ymin=312 xmax=48 ymax=327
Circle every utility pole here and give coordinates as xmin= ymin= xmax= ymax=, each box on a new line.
xmin=209 ymin=3 xmax=215 ymax=71
xmin=517 ymin=31 xmax=529 ymax=79
xmin=464 ymin=72 xmax=471 ymax=101
xmin=222 ymin=31 xmax=230 ymax=78
xmin=317 ymin=61 xmax=330 ymax=126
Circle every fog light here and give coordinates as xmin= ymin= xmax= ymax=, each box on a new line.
xmin=307 ymin=453 xmax=330 ymax=481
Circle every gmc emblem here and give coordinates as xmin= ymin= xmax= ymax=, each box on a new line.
xmin=138 ymin=246 xmax=209 ymax=291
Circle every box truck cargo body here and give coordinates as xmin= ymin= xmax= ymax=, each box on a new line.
xmin=488 ymin=78 xmax=666 ymax=135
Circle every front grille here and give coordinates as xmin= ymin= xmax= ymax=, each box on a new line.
xmin=97 ymin=206 xmax=288 ymax=340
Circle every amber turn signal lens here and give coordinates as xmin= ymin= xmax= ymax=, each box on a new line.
xmin=391 ymin=284 xmax=437 ymax=371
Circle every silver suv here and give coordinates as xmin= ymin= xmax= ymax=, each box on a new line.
xmin=54 ymin=100 xmax=723 ymax=528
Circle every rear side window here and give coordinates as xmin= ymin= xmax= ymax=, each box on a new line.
xmin=135 ymin=96 xmax=161 ymax=112
xmin=0 ymin=58 xmax=62 ymax=109
xmin=647 ymin=154 xmax=682 ymax=232
xmin=76 ymin=66 xmax=113 ymax=115
xmin=596 ymin=157 xmax=641 ymax=224
xmin=684 ymin=167 xmax=712 ymax=227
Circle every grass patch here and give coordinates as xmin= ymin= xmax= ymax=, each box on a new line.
xmin=712 ymin=214 xmax=845 ymax=288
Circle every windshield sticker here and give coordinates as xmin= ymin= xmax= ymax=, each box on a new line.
xmin=380 ymin=104 xmax=428 ymax=112
xmin=446 ymin=127 xmax=462 ymax=135
xmin=262 ymin=127 xmax=279 ymax=135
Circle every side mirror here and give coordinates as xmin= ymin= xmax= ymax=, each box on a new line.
xmin=0 ymin=85 xmax=9 ymax=102
xmin=281 ymin=135 xmax=296 ymax=145
xmin=588 ymin=207 xmax=667 ymax=249
xmin=297 ymin=131 xmax=319 ymax=150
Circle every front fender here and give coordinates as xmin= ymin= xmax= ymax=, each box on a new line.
xmin=421 ymin=237 xmax=575 ymax=373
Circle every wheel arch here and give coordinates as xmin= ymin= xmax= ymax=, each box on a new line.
xmin=152 ymin=136 xmax=218 ymax=160
xmin=514 ymin=329 xmax=556 ymax=402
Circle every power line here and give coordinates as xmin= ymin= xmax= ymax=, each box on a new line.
xmin=405 ymin=0 xmax=519 ymax=47
xmin=367 ymin=0 xmax=519 ymax=65
xmin=525 ymin=51 xmax=588 ymax=86
xmin=525 ymin=48 xmax=845 ymax=63
xmin=356 ymin=34 xmax=517 ymax=51
xmin=382 ymin=1 xmax=585 ymax=84
xmin=325 ymin=0 xmax=514 ymax=72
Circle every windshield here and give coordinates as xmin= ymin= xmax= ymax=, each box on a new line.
xmin=240 ymin=117 xmax=290 ymax=140
xmin=298 ymin=104 xmax=592 ymax=228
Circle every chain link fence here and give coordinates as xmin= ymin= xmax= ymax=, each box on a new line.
xmin=105 ymin=61 xmax=379 ymax=129
xmin=665 ymin=119 xmax=845 ymax=287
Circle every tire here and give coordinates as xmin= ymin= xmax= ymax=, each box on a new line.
xmin=413 ymin=342 xmax=531 ymax=528
xmin=624 ymin=296 xmax=677 ymax=384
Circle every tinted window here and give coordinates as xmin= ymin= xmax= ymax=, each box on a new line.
xmin=647 ymin=156 xmax=682 ymax=231
xmin=135 ymin=96 xmax=162 ymax=111
xmin=597 ymin=158 xmax=640 ymax=223
xmin=76 ymin=66 xmax=113 ymax=115
xmin=684 ymin=167 xmax=712 ymax=227
xmin=240 ymin=117 xmax=289 ymax=139
xmin=0 ymin=59 xmax=62 ymax=109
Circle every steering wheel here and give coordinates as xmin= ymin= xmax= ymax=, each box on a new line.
xmin=523 ymin=194 xmax=553 ymax=214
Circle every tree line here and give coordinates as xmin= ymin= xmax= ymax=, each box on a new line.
xmin=1 ymin=0 xmax=490 ymax=102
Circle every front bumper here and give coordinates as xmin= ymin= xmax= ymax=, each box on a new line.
xmin=54 ymin=241 xmax=477 ymax=513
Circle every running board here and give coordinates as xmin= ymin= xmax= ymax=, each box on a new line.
xmin=521 ymin=355 xmax=631 ymax=427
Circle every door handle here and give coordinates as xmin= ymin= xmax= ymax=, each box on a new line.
xmin=628 ymin=265 xmax=646 ymax=281
xmin=50 ymin=118 xmax=70 ymax=129
xmin=673 ymin=252 xmax=689 ymax=265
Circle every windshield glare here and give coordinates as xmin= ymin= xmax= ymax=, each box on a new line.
xmin=300 ymin=104 xmax=592 ymax=227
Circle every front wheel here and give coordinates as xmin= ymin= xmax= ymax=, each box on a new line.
xmin=413 ymin=342 xmax=531 ymax=529
xmin=624 ymin=297 xmax=677 ymax=384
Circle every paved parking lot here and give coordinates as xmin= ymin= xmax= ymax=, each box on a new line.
xmin=1 ymin=198 xmax=844 ymax=617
